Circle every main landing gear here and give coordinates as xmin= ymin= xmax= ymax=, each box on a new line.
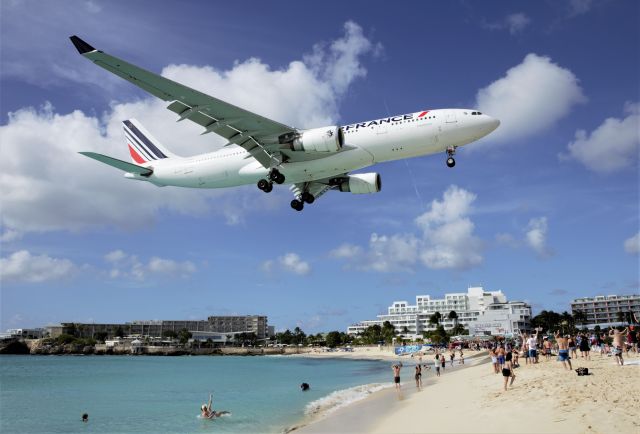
xmin=446 ymin=146 xmax=457 ymax=168
xmin=257 ymin=168 xmax=285 ymax=193
xmin=290 ymin=191 xmax=316 ymax=212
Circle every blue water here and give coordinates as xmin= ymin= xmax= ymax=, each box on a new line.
xmin=0 ymin=355 xmax=389 ymax=433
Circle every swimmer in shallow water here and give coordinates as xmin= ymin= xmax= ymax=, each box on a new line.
xmin=201 ymin=394 xmax=230 ymax=419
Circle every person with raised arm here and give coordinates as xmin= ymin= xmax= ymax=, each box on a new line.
xmin=554 ymin=331 xmax=572 ymax=371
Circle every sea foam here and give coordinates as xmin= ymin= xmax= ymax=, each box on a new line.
xmin=305 ymin=383 xmax=391 ymax=417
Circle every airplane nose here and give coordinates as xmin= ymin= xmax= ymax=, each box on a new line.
xmin=488 ymin=117 xmax=500 ymax=131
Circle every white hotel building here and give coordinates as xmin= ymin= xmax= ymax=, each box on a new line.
xmin=347 ymin=287 xmax=531 ymax=338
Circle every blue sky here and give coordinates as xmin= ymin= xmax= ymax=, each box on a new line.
xmin=1 ymin=0 xmax=638 ymax=332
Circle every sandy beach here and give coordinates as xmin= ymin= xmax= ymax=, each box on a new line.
xmin=297 ymin=349 xmax=640 ymax=434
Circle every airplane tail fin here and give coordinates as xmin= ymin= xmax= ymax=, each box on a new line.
xmin=122 ymin=119 xmax=177 ymax=164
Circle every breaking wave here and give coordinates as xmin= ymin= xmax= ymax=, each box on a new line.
xmin=304 ymin=383 xmax=391 ymax=417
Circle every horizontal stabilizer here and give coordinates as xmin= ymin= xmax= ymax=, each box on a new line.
xmin=79 ymin=152 xmax=153 ymax=176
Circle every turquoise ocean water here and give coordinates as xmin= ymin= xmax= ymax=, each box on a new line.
xmin=0 ymin=355 xmax=390 ymax=433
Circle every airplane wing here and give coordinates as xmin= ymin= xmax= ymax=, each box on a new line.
xmin=70 ymin=36 xmax=298 ymax=168
xmin=79 ymin=152 xmax=153 ymax=176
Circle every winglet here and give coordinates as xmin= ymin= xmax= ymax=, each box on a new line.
xmin=69 ymin=35 xmax=96 ymax=54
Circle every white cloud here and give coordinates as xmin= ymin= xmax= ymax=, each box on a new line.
xmin=525 ymin=217 xmax=552 ymax=258
xmin=475 ymin=54 xmax=586 ymax=145
xmin=560 ymin=102 xmax=639 ymax=173
xmin=329 ymin=243 xmax=363 ymax=259
xmin=416 ymin=186 xmax=483 ymax=269
xmin=262 ymin=253 xmax=311 ymax=276
xmin=331 ymin=185 xmax=483 ymax=272
xmin=624 ymin=232 xmax=640 ymax=255
xmin=104 ymin=250 xmax=127 ymax=263
xmin=105 ymin=250 xmax=196 ymax=280
xmin=482 ymin=13 xmax=531 ymax=35
xmin=568 ymin=0 xmax=594 ymax=17
xmin=505 ymin=13 xmax=531 ymax=35
xmin=0 ymin=22 xmax=379 ymax=236
xmin=0 ymin=250 xmax=76 ymax=283
xmin=0 ymin=229 xmax=22 ymax=243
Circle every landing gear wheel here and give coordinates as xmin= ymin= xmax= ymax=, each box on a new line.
xmin=301 ymin=192 xmax=315 ymax=204
xmin=269 ymin=169 xmax=285 ymax=185
xmin=446 ymin=157 xmax=456 ymax=168
xmin=290 ymin=199 xmax=304 ymax=211
xmin=257 ymin=179 xmax=271 ymax=191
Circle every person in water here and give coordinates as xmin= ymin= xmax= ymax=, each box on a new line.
xmin=81 ymin=413 xmax=88 ymax=423
xmin=300 ymin=382 xmax=310 ymax=391
xmin=201 ymin=394 xmax=230 ymax=419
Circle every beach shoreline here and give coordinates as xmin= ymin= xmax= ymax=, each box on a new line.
xmin=289 ymin=348 xmax=489 ymax=433
xmin=295 ymin=350 xmax=640 ymax=434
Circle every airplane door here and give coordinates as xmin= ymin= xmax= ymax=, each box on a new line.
xmin=445 ymin=110 xmax=457 ymax=123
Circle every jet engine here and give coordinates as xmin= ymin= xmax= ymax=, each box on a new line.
xmin=282 ymin=126 xmax=344 ymax=153
xmin=338 ymin=173 xmax=381 ymax=194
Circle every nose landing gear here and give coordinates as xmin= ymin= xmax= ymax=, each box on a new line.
xmin=446 ymin=146 xmax=457 ymax=168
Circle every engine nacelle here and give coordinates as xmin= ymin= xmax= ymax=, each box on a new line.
xmin=289 ymin=126 xmax=344 ymax=153
xmin=338 ymin=173 xmax=381 ymax=194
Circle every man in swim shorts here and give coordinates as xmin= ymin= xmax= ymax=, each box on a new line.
xmin=609 ymin=327 xmax=627 ymax=366
xmin=554 ymin=331 xmax=572 ymax=370
xmin=392 ymin=364 xmax=402 ymax=389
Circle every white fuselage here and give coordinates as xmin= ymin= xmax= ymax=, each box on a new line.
xmin=131 ymin=109 xmax=499 ymax=188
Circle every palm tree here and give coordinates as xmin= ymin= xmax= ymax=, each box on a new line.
xmin=572 ymin=310 xmax=586 ymax=327
xmin=429 ymin=311 xmax=442 ymax=327
xmin=448 ymin=310 xmax=459 ymax=328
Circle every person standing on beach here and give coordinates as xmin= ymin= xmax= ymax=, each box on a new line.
xmin=449 ymin=351 xmax=455 ymax=367
xmin=609 ymin=327 xmax=627 ymax=366
xmin=579 ymin=333 xmax=591 ymax=360
xmin=554 ymin=331 xmax=572 ymax=371
xmin=414 ymin=364 xmax=422 ymax=389
xmin=392 ymin=364 xmax=402 ymax=389
xmin=496 ymin=345 xmax=506 ymax=370
xmin=434 ymin=356 xmax=441 ymax=376
xmin=568 ymin=335 xmax=577 ymax=360
xmin=489 ymin=348 xmax=498 ymax=373
xmin=543 ymin=337 xmax=552 ymax=361
xmin=441 ymin=353 xmax=446 ymax=371
xmin=527 ymin=330 xmax=539 ymax=363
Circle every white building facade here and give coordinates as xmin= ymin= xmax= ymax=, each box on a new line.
xmin=570 ymin=294 xmax=640 ymax=328
xmin=347 ymin=287 xmax=531 ymax=338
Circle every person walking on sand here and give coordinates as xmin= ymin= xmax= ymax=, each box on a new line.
xmin=434 ymin=357 xmax=441 ymax=377
xmin=441 ymin=353 xmax=446 ymax=371
xmin=392 ymin=364 xmax=402 ymax=389
xmin=554 ymin=331 xmax=572 ymax=371
xmin=609 ymin=327 xmax=627 ymax=366
xmin=449 ymin=351 xmax=455 ymax=367
xmin=459 ymin=349 xmax=464 ymax=365
xmin=502 ymin=348 xmax=516 ymax=391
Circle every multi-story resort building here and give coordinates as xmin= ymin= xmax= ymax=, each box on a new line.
xmin=570 ymin=294 xmax=640 ymax=329
xmin=347 ymin=287 xmax=531 ymax=338
xmin=47 ymin=315 xmax=271 ymax=342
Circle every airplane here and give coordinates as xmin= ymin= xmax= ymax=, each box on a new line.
xmin=70 ymin=35 xmax=500 ymax=212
